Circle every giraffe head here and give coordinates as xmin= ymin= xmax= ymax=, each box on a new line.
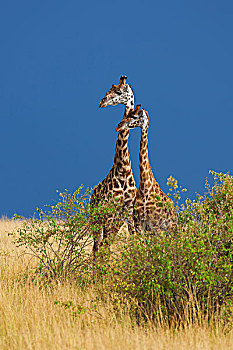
xmin=99 ymin=76 xmax=134 ymax=111
xmin=115 ymin=105 xmax=149 ymax=132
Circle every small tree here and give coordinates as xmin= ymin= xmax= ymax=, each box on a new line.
xmin=11 ymin=185 xmax=126 ymax=281
xmin=12 ymin=186 xmax=93 ymax=280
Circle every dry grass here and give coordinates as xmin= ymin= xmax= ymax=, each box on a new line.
xmin=0 ymin=217 xmax=232 ymax=350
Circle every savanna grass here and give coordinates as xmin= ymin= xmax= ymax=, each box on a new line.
xmin=0 ymin=218 xmax=232 ymax=349
xmin=1 ymin=171 xmax=233 ymax=349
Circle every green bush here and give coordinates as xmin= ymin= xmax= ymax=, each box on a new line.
xmin=11 ymin=186 xmax=124 ymax=281
xmin=11 ymin=171 xmax=233 ymax=325
xmin=108 ymin=171 xmax=233 ymax=322
xmin=12 ymin=186 xmax=92 ymax=280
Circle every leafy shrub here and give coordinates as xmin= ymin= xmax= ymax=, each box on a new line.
xmin=11 ymin=171 xmax=233 ymax=326
xmin=12 ymin=186 xmax=92 ymax=280
xmin=108 ymin=171 xmax=233 ymax=323
xmin=11 ymin=186 xmax=124 ymax=281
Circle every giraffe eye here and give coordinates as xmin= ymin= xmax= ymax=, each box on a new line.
xmin=115 ymin=91 xmax=122 ymax=95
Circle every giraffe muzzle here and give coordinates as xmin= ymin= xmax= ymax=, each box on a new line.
xmin=116 ymin=120 xmax=127 ymax=132
xmin=99 ymin=98 xmax=107 ymax=108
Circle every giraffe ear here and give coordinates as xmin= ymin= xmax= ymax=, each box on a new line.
xmin=118 ymin=75 xmax=127 ymax=86
xmin=135 ymin=104 xmax=141 ymax=112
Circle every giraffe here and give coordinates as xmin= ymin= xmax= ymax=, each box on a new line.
xmin=91 ymin=76 xmax=137 ymax=254
xmin=116 ymin=105 xmax=177 ymax=233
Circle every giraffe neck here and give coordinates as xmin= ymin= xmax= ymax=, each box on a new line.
xmin=139 ymin=126 xmax=154 ymax=183
xmin=113 ymin=130 xmax=131 ymax=174
xmin=124 ymin=87 xmax=134 ymax=116
xmin=112 ymin=86 xmax=134 ymax=175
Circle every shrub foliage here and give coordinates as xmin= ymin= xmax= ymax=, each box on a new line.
xmin=12 ymin=171 xmax=233 ymax=323
xmin=109 ymin=171 xmax=233 ymax=321
xmin=12 ymin=186 xmax=124 ymax=280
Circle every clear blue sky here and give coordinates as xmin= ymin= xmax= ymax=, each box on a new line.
xmin=1 ymin=1 xmax=233 ymax=217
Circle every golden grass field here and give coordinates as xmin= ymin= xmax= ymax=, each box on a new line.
xmin=0 ymin=217 xmax=233 ymax=350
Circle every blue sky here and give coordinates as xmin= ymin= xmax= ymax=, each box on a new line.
xmin=1 ymin=1 xmax=233 ymax=217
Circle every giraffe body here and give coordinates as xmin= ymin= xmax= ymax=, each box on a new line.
xmin=116 ymin=105 xmax=177 ymax=233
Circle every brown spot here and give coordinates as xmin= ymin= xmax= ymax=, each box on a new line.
xmin=119 ymin=179 xmax=124 ymax=188
xmin=113 ymin=179 xmax=119 ymax=188
xmin=128 ymin=176 xmax=134 ymax=186
xmin=124 ymin=192 xmax=131 ymax=199
xmin=122 ymin=147 xmax=127 ymax=155
xmin=113 ymin=189 xmax=123 ymax=195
